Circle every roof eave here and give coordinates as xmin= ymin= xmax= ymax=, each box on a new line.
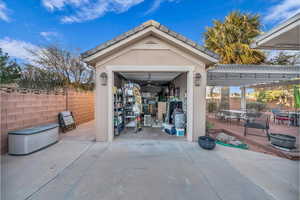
xmin=251 ymin=13 xmax=300 ymax=49
xmin=81 ymin=20 xmax=219 ymax=65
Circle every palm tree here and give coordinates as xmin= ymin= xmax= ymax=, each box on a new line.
xmin=204 ymin=11 xmax=265 ymax=64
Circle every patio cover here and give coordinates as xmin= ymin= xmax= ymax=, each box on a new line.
xmin=250 ymin=79 xmax=300 ymax=88
xmin=207 ymin=64 xmax=300 ymax=87
xmin=251 ymin=13 xmax=300 ymax=50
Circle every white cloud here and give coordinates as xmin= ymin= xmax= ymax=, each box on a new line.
xmin=0 ymin=0 xmax=10 ymax=22
xmin=145 ymin=0 xmax=178 ymax=15
xmin=41 ymin=0 xmax=181 ymax=23
xmin=0 ymin=37 xmax=40 ymax=61
xmin=42 ymin=0 xmax=89 ymax=11
xmin=264 ymin=0 xmax=300 ymax=23
xmin=41 ymin=0 xmax=144 ymax=23
xmin=40 ymin=31 xmax=59 ymax=41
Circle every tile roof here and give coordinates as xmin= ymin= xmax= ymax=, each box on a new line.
xmin=81 ymin=20 xmax=219 ymax=60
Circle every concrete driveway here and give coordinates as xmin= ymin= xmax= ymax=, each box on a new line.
xmin=1 ymin=130 xmax=299 ymax=200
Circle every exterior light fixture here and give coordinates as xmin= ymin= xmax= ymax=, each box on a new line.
xmin=100 ymin=72 xmax=108 ymax=86
xmin=194 ymin=73 xmax=201 ymax=86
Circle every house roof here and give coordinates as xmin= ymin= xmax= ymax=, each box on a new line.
xmin=207 ymin=64 xmax=300 ymax=86
xmin=251 ymin=13 xmax=300 ymax=50
xmin=81 ymin=20 xmax=219 ymax=63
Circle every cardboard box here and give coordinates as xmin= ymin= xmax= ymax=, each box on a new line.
xmin=157 ymin=102 xmax=166 ymax=120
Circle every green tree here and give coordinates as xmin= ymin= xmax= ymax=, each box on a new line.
xmin=204 ymin=11 xmax=265 ymax=64
xmin=0 ymin=48 xmax=21 ymax=84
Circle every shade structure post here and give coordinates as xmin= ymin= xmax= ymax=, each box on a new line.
xmin=294 ymin=86 xmax=300 ymax=109
xmin=240 ymin=87 xmax=246 ymax=111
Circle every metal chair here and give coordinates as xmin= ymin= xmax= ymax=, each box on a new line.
xmin=215 ymin=110 xmax=225 ymax=120
xmin=223 ymin=111 xmax=240 ymax=126
xmin=244 ymin=113 xmax=270 ymax=140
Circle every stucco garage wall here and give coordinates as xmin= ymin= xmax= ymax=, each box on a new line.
xmin=94 ymin=36 xmax=207 ymax=142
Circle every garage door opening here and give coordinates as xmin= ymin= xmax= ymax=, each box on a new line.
xmin=113 ymin=71 xmax=188 ymax=140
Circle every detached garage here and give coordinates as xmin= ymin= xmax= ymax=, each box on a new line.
xmin=81 ymin=20 xmax=218 ymax=142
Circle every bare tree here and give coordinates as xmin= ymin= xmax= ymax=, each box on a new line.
xmin=28 ymin=45 xmax=94 ymax=89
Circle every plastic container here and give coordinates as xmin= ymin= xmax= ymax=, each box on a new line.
xmin=176 ymin=128 xmax=185 ymax=136
xmin=163 ymin=123 xmax=174 ymax=130
xmin=198 ymin=136 xmax=216 ymax=150
xmin=174 ymin=113 xmax=185 ymax=128
xmin=165 ymin=127 xmax=176 ymax=135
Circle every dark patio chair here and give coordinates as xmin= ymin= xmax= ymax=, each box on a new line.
xmin=244 ymin=113 xmax=270 ymax=140
xmin=289 ymin=112 xmax=300 ymax=126
xmin=241 ymin=112 xmax=262 ymax=122
xmin=275 ymin=112 xmax=293 ymax=126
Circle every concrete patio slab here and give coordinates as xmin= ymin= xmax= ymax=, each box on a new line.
xmin=215 ymin=145 xmax=299 ymax=200
xmin=1 ymin=140 xmax=93 ymax=200
xmin=1 ymin=125 xmax=299 ymax=200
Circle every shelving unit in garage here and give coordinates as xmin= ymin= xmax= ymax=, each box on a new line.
xmin=113 ymin=87 xmax=124 ymax=136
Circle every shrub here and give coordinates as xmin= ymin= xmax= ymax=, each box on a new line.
xmin=246 ymin=102 xmax=267 ymax=112
xmin=206 ymin=121 xmax=214 ymax=130
xmin=206 ymin=121 xmax=214 ymax=136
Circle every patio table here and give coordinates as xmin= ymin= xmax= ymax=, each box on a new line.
xmin=221 ymin=110 xmax=247 ymax=114
xmin=220 ymin=110 xmax=247 ymax=122
xmin=221 ymin=110 xmax=247 ymax=118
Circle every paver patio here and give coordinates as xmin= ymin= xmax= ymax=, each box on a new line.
xmin=207 ymin=114 xmax=300 ymax=159
xmin=1 ymin=121 xmax=299 ymax=200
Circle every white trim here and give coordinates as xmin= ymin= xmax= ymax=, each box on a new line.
xmin=209 ymin=65 xmax=300 ymax=74
xmin=107 ymin=70 xmax=114 ymax=142
xmin=109 ymin=65 xmax=195 ymax=72
xmin=186 ymin=71 xmax=193 ymax=142
xmin=251 ymin=13 xmax=300 ymax=50
xmin=83 ymin=27 xmax=218 ymax=64
xmin=94 ymin=39 xmax=204 ymax=68
xmin=84 ymin=27 xmax=152 ymax=63
xmin=107 ymin=65 xmax=194 ymax=142
xmin=150 ymin=28 xmax=219 ymax=63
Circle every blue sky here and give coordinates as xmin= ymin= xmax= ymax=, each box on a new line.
xmin=1 ymin=0 xmax=300 ymax=62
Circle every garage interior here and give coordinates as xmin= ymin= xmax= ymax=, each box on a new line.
xmin=113 ymin=71 xmax=188 ymax=140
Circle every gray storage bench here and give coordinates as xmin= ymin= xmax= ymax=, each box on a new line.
xmin=8 ymin=123 xmax=59 ymax=155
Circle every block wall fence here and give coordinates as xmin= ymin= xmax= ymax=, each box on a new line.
xmin=0 ymin=88 xmax=94 ymax=154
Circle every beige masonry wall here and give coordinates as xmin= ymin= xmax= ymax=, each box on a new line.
xmin=94 ymin=36 xmax=208 ymax=142
xmin=67 ymin=90 xmax=95 ymax=124
xmin=210 ymin=96 xmax=295 ymax=111
xmin=0 ymin=89 xmax=94 ymax=154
